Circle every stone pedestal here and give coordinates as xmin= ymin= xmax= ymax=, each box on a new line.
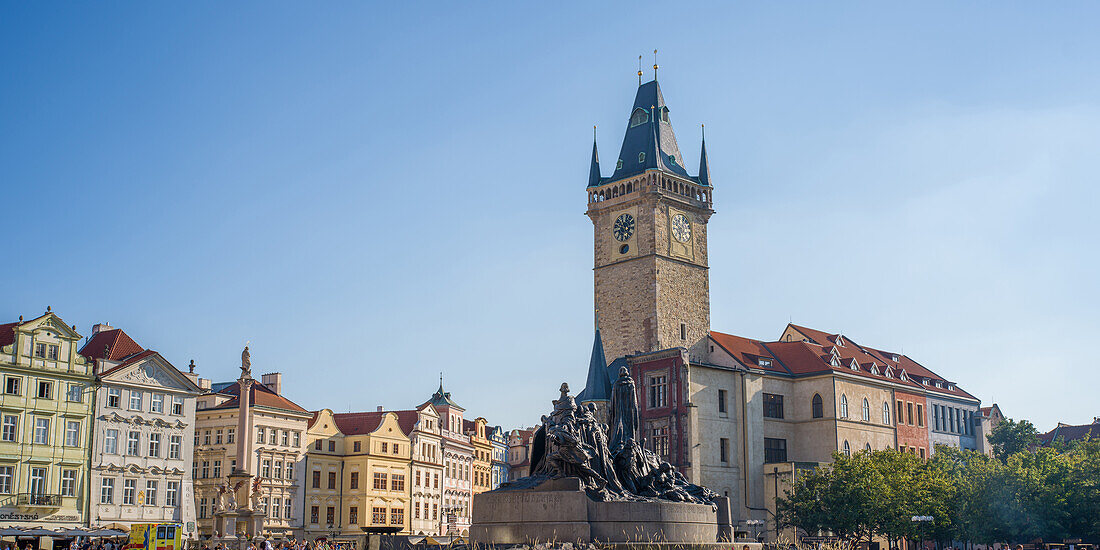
xmin=471 ymin=478 xmax=720 ymax=545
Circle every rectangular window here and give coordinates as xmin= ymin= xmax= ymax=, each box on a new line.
xmin=764 ymin=437 xmax=788 ymax=463
xmin=1 ymin=415 xmax=17 ymax=442
xmin=312 ymin=470 xmax=321 ymax=489
xmin=373 ymin=472 xmax=386 ymax=490
xmin=262 ymin=459 xmax=271 ymax=478
xmin=150 ymin=393 xmax=164 ymax=413
xmin=282 ymin=431 xmax=289 ymax=446
xmin=67 ymin=384 xmax=82 ymax=402
xmin=257 ymin=427 xmax=265 ymax=442
xmin=285 ymin=462 xmax=293 ymax=480
xmin=652 ymin=426 xmax=669 ymax=458
xmin=763 ymin=393 xmax=784 ymax=419
xmin=0 ymin=466 xmax=11 ymax=494
xmin=29 ymin=467 xmax=47 ymax=495
xmin=48 ymin=344 xmax=59 ymax=360
xmin=100 ymin=478 xmax=115 ymax=503
xmin=166 ymin=481 xmax=179 ymax=506
xmin=381 ymin=442 xmax=388 ymax=453
xmin=719 ymin=437 xmax=729 ymax=463
xmin=226 ymin=428 xmax=235 ymax=443
xmin=350 ymin=471 xmax=359 ymax=490
xmin=328 ymin=471 xmax=337 ymax=489
xmin=146 ymin=480 xmax=158 ymax=505
xmin=107 ymin=387 xmax=121 ymax=407
xmin=284 ymin=498 xmax=292 ymax=519
xmin=391 ymin=508 xmax=403 ymax=525
xmin=123 ymin=479 xmax=136 ymax=505
xmin=353 ymin=441 xmax=361 ymax=452
xmin=907 ymin=402 xmax=914 ymax=425
xmin=274 ymin=460 xmax=283 ymax=479
xmin=33 ymin=418 xmax=50 ymax=444
xmin=648 ymin=375 xmax=668 ymax=408
xmin=916 ymin=404 xmax=925 ymax=427
xmin=199 ymin=498 xmax=207 ymax=519
xmin=270 ymin=430 xmax=277 ymax=445
xmin=60 ymin=469 xmax=76 ymax=496
xmin=37 ymin=381 xmax=52 ymax=399
xmin=348 ymin=505 xmax=357 ymax=525
xmin=919 ymin=447 xmax=926 ymax=459
xmin=391 ymin=474 xmax=405 ymax=492
xmin=718 ymin=389 xmax=727 ymax=414
xmin=171 ymin=396 xmax=184 ymax=415
xmin=169 ymin=435 xmax=181 ymax=459
xmin=212 ymin=460 xmax=221 ymax=478
xmin=35 ymin=343 xmax=47 ymax=358
xmin=272 ymin=497 xmax=281 ymax=519
xmin=314 ymin=439 xmax=322 ymax=451
xmin=950 ymin=408 xmax=956 ymax=432
xmin=148 ymin=433 xmax=161 ymax=457
xmin=129 ymin=390 xmax=142 ymax=411
xmin=310 ymin=505 xmax=319 ymax=525
xmin=127 ymin=431 xmax=140 ymax=455
xmin=4 ymin=377 xmax=20 ymax=395
xmin=680 ymin=323 xmax=687 ymax=340
xmin=326 ymin=506 xmax=335 ymax=525
xmin=65 ymin=420 xmax=80 ymax=446
xmin=201 ymin=461 xmax=209 ymax=478
xmin=203 ymin=430 xmax=211 ymax=445
xmin=415 ymin=471 xmax=421 ymax=487
xmin=294 ymin=431 xmax=301 ymax=447
xmin=372 ymin=507 xmax=386 ymax=525
xmin=104 ymin=429 xmax=119 ymax=454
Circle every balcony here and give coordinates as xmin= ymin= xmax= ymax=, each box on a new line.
xmin=16 ymin=493 xmax=62 ymax=508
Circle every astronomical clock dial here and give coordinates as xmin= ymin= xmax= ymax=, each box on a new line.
xmin=671 ymin=214 xmax=691 ymax=243
xmin=613 ymin=213 xmax=635 ymax=242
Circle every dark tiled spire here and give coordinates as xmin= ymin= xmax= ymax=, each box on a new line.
xmin=698 ymin=125 xmax=711 ymax=188
xmin=578 ymin=328 xmax=610 ymax=402
xmin=606 ymin=80 xmax=691 ymax=184
xmin=589 ymin=129 xmax=602 ymax=188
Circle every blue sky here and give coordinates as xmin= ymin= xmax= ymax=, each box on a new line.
xmin=2 ymin=3 xmax=1097 ymax=431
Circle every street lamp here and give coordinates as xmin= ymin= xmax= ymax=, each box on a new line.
xmin=911 ymin=515 xmax=933 ymax=550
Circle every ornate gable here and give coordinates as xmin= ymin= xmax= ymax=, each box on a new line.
xmin=103 ymin=352 xmax=201 ymax=393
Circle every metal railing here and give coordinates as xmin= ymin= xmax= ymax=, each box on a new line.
xmin=16 ymin=493 xmax=62 ymax=506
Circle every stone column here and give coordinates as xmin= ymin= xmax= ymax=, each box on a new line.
xmin=235 ymin=377 xmax=254 ymax=475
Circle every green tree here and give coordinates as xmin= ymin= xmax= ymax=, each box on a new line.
xmin=988 ymin=418 xmax=1039 ymax=461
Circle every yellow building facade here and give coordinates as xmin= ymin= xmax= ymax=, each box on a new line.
xmin=464 ymin=418 xmax=492 ymax=496
xmin=0 ymin=312 xmax=95 ymax=533
xmin=305 ymin=409 xmax=412 ymax=541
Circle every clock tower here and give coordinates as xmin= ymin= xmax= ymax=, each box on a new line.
xmin=587 ymin=79 xmax=714 ymax=362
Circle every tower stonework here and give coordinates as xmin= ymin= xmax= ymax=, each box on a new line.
xmin=587 ymin=80 xmax=714 ymax=362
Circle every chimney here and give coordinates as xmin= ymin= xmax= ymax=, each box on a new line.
xmin=261 ymin=372 xmax=283 ymax=395
xmin=199 ymin=378 xmax=212 ymax=391
xmin=377 ymin=406 xmax=384 ymax=412
xmin=92 ymin=323 xmax=113 ymax=335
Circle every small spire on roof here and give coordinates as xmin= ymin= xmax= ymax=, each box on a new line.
xmin=698 ymin=124 xmax=711 ymax=187
xmin=637 ymin=55 xmax=643 ymax=85
xmin=589 ymin=126 xmax=601 ymax=188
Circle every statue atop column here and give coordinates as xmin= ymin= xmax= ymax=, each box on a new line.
xmin=240 ymin=346 xmax=252 ymax=379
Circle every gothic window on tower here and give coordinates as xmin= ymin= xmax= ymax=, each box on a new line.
xmin=660 ymin=107 xmax=670 ymax=123
xmin=638 ymin=152 xmax=645 ymax=163
xmin=630 ymin=108 xmax=649 ymax=127
xmin=648 ymin=375 xmax=667 ymax=408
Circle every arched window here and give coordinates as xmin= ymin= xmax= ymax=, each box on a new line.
xmin=861 ymin=398 xmax=870 ymax=422
xmin=630 ymin=108 xmax=649 ymax=127
xmin=840 ymin=394 xmax=848 ymax=418
xmin=812 ymin=394 xmax=823 ymax=418
xmin=865 ymin=443 xmax=872 ymax=451
xmin=883 ymin=402 xmax=891 ymax=424
xmin=842 ymin=440 xmax=851 ymax=457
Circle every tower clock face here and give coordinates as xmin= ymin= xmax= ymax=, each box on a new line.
xmin=613 ymin=213 xmax=635 ymax=242
xmin=671 ymin=214 xmax=691 ymax=243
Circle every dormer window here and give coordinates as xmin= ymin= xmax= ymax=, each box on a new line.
xmin=638 ymin=152 xmax=646 ymax=163
xmin=830 ymin=356 xmax=840 ymax=367
xmin=630 ymin=108 xmax=649 ymax=128
xmin=849 ymin=359 xmax=859 ymax=371
xmin=900 ymin=370 xmax=908 ymax=382
xmin=667 ymin=155 xmax=677 ymax=167
xmin=884 ymin=367 xmax=894 ymax=378
xmin=616 ymin=159 xmax=623 ymax=170
xmin=870 ymin=364 xmax=880 ymax=375
xmin=758 ymin=358 xmax=772 ymax=367
xmin=659 ymin=107 xmax=670 ymax=123
xmin=935 ymin=381 xmax=943 ymax=388
xmin=891 ymin=354 xmax=900 ymax=362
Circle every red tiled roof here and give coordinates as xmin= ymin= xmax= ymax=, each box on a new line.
xmin=210 ymin=381 xmax=307 ymax=413
xmin=328 ymin=410 xmax=420 ymax=436
xmin=709 ymin=331 xmax=785 ymax=374
xmin=0 ymin=322 xmax=18 ymax=349
xmin=79 ymin=328 xmax=144 ymax=362
xmin=1039 ymin=420 xmax=1100 ymax=445
xmin=99 ymin=349 xmax=159 ymax=376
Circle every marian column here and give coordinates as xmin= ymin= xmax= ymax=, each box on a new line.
xmin=215 ymin=346 xmax=266 ymax=548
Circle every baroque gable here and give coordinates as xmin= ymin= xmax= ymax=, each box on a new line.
xmin=104 ymin=352 xmax=201 ymax=393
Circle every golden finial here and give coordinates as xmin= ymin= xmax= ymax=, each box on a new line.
xmin=637 ymin=55 xmax=643 ymax=85
xmin=653 ymin=49 xmax=659 ymax=80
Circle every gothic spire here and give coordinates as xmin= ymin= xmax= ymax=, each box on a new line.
xmin=589 ymin=126 xmax=602 ymax=188
xmin=607 ymin=80 xmax=690 ymax=183
xmin=578 ymin=327 xmax=611 ymax=403
xmin=698 ymin=124 xmax=711 ymax=187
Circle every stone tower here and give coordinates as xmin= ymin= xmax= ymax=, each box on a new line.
xmin=587 ymin=79 xmax=714 ymax=362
